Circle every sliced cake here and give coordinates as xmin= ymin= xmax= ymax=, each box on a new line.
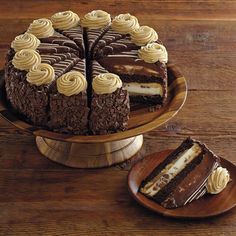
xmin=140 ymin=138 xmax=230 ymax=209
xmin=4 ymin=10 xmax=171 ymax=135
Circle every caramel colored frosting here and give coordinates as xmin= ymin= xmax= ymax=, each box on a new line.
xmin=138 ymin=42 xmax=168 ymax=63
xmin=206 ymin=167 xmax=230 ymax=194
xmin=51 ymin=10 xmax=80 ymax=30
xmin=92 ymin=73 xmax=122 ymax=94
xmin=57 ymin=71 xmax=87 ymax=96
xmin=26 ymin=63 xmax=55 ymax=86
xmin=111 ymin=13 xmax=139 ymax=34
xmin=80 ymin=10 xmax=111 ymax=29
xmin=11 ymin=32 xmax=40 ymax=52
xmin=12 ymin=49 xmax=41 ymax=71
xmin=131 ymin=26 xmax=158 ymax=46
xmin=27 ymin=18 xmax=54 ymax=38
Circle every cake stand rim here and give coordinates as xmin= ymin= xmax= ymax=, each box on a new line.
xmin=0 ymin=64 xmax=187 ymax=143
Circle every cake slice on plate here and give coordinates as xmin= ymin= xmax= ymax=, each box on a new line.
xmin=140 ymin=138 xmax=231 ymax=209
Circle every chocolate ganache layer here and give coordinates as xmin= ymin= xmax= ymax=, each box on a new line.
xmin=4 ymin=10 xmax=169 ymax=134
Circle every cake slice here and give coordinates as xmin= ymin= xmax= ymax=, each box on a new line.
xmin=89 ymin=72 xmax=130 ymax=135
xmin=98 ymin=50 xmax=167 ymax=106
xmin=140 ymin=138 xmax=230 ymax=209
xmin=48 ymin=59 xmax=89 ymax=134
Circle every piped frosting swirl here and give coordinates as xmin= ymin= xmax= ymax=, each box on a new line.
xmin=27 ymin=18 xmax=54 ymax=38
xmin=138 ymin=43 xmax=168 ymax=63
xmin=131 ymin=26 xmax=158 ymax=46
xmin=111 ymin=13 xmax=139 ymax=34
xmin=26 ymin=63 xmax=55 ymax=86
xmin=57 ymin=71 xmax=87 ymax=96
xmin=51 ymin=10 xmax=80 ymax=30
xmin=11 ymin=33 xmax=40 ymax=52
xmin=92 ymin=73 xmax=122 ymax=94
xmin=12 ymin=49 xmax=41 ymax=71
xmin=80 ymin=10 xmax=111 ymax=29
xmin=206 ymin=167 xmax=230 ymax=194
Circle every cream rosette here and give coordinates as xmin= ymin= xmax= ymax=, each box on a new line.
xmin=206 ymin=167 xmax=230 ymax=194
xmin=92 ymin=73 xmax=122 ymax=94
xmin=111 ymin=13 xmax=139 ymax=34
xmin=131 ymin=26 xmax=158 ymax=46
xmin=11 ymin=32 xmax=40 ymax=52
xmin=80 ymin=10 xmax=111 ymax=29
xmin=26 ymin=63 xmax=55 ymax=86
xmin=51 ymin=10 xmax=80 ymax=30
xmin=12 ymin=49 xmax=41 ymax=71
xmin=138 ymin=42 xmax=168 ymax=63
xmin=27 ymin=18 xmax=54 ymax=38
xmin=57 ymin=71 xmax=87 ymax=96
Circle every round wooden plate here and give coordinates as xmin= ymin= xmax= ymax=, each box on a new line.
xmin=128 ymin=149 xmax=236 ymax=219
xmin=0 ymin=64 xmax=187 ymax=143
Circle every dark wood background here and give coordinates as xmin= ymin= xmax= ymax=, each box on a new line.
xmin=0 ymin=1 xmax=235 ymax=235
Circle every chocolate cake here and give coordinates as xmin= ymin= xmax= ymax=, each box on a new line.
xmin=140 ymin=138 xmax=230 ymax=208
xmin=4 ymin=10 xmax=169 ymax=134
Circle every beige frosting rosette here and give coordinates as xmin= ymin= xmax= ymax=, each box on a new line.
xmin=27 ymin=18 xmax=54 ymax=38
xmin=80 ymin=10 xmax=111 ymax=29
xmin=131 ymin=26 xmax=158 ymax=46
xmin=138 ymin=42 xmax=168 ymax=63
xmin=51 ymin=10 xmax=80 ymax=30
xmin=26 ymin=63 xmax=55 ymax=86
xmin=57 ymin=71 xmax=87 ymax=96
xmin=11 ymin=32 xmax=40 ymax=52
xmin=111 ymin=13 xmax=139 ymax=34
xmin=92 ymin=73 xmax=122 ymax=94
xmin=12 ymin=49 xmax=41 ymax=71
xmin=206 ymin=167 xmax=230 ymax=194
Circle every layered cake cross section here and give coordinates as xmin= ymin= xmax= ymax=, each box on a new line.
xmin=140 ymin=138 xmax=230 ymax=208
xmin=98 ymin=49 xmax=167 ymax=105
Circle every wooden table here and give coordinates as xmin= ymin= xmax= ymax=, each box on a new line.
xmin=0 ymin=1 xmax=235 ymax=235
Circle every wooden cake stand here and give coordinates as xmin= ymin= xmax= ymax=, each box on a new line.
xmin=0 ymin=64 xmax=187 ymax=168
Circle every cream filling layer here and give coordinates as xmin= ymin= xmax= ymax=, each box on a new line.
xmin=140 ymin=143 xmax=202 ymax=197
xmin=123 ymin=82 xmax=163 ymax=96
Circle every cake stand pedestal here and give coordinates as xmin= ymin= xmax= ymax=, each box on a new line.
xmin=36 ymin=135 xmax=143 ymax=168
xmin=0 ymin=64 xmax=187 ymax=168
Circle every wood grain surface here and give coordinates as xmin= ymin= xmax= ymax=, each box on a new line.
xmin=0 ymin=1 xmax=236 ymax=235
